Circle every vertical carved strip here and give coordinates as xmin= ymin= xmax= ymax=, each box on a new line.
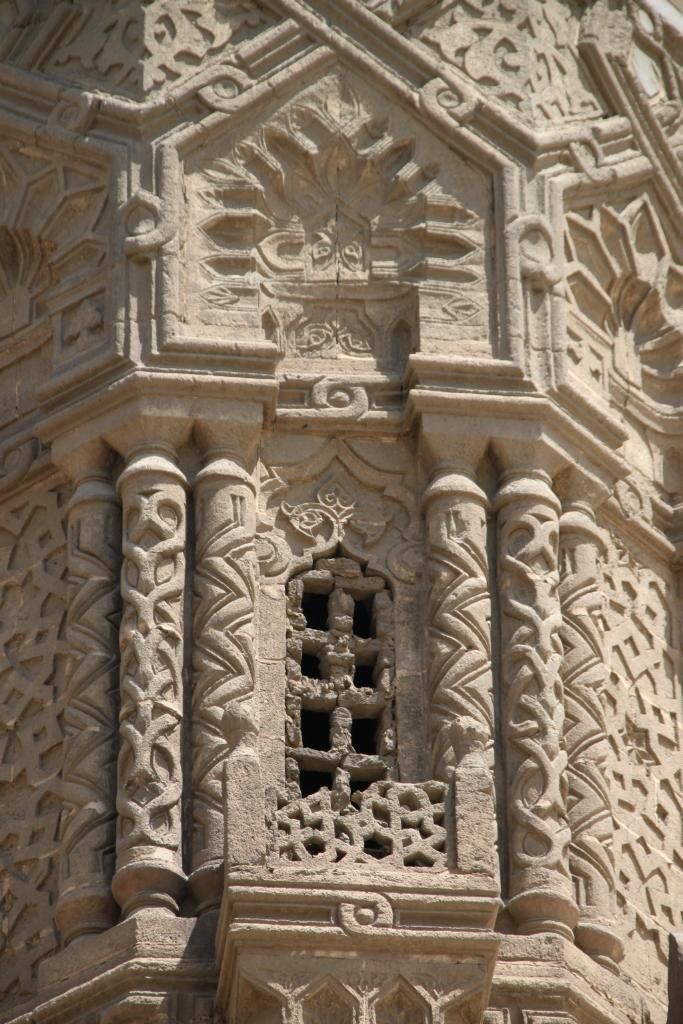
xmin=424 ymin=469 xmax=494 ymax=780
xmin=190 ymin=452 xmax=257 ymax=909
xmin=56 ymin=469 xmax=120 ymax=944
xmin=112 ymin=445 xmax=187 ymax=917
xmin=496 ymin=469 xmax=577 ymax=938
xmin=559 ymin=500 xmax=624 ymax=969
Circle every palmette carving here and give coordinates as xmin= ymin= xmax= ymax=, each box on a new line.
xmin=424 ymin=471 xmax=494 ymax=780
xmin=496 ymin=471 xmax=577 ymax=938
xmin=113 ymin=448 xmax=187 ymax=916
xmin=559 ymin=502 xmax=623 ymax=970
xmin=56 ymin=472 xmax=120 ymax=944
xmin=190 ymin=454 xmax=257 ymax=907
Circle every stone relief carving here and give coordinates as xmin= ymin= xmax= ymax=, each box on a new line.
xmin=0 ymin=1 xmax=276 ymax=100
xmin=233 ymin=957 xmax=487 ymax=1024
xmin=0 ymin=141 xmax=108 ymax=360
xmin=496 ymin=470 xmax=577 ymax=938
xmin=184 ymin=69 xmax=491 ymax=362
xmin=424 ymin=470 xmax=494 ymax=782
xmin=257 ymin=440 xmax=420 ymax=583
xmin=0 ymin=485 xmax=68 ymax=1003
xmin=564 ymin=193 xmax=683 ymax=398
xmin=191 ymin=454 xmax=257 ymax=907
xmin=600 ymin=529 xmax=682 ymax=1009
xmin=113 ymin=449 xmax=187 ymax=917
xmin=400 ymin=0 xmax=604 ymax=127
xmin=559 ymin=501 xmax=622 ymax=970
xmin=270 ymin=779 xmax=447 ymax=870
xmin=56 ymin=472 xmax=120 ymax=945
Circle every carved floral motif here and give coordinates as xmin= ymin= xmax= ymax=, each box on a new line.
xmin=187 ymin=70 xmax=489 ymax=362
xmin=565 ymin=194 xmax=683 ymax=396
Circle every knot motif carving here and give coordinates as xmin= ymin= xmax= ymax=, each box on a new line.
xmin=497 ymin=472 xmax=577 ymax=937
xmin=113 ymin=452 xmax=187 ymax=915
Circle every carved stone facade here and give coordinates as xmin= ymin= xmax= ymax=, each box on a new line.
xmin=0 ymin=4 xmax=681 ymax=1024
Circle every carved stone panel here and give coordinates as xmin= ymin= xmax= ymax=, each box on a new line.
xmin=0 ymin=1 xmax=278 ymax=100
xmin=0 ymin=139 xmax=110 ymax=401
xmin=564 ymin=189 xmax=683 ymax=402
xmin=0 ymin=483 xmax=69 ymax=1007
xmin=182 ymin=67 xmax=493 ymax=364
xmin=600 ymin=527 xmax=683 ymax=1013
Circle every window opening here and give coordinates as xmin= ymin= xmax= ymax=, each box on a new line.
xmin=302 ymin=590 xmax=329 ymax=631
xmin=301 ymin=709 xmax=331 ymax=751
xmin=284 ymin=557 xmax=395 ymax=804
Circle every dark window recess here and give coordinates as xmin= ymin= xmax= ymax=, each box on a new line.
xmin=352 ymin=597 xmax=373 ymax=639
xmin=351 ymin=717 xmax=377 ymax=755
xmin=301 ymin=709 xmax=330 ymax=751
xmin=350 ymin=777 xmax=373 ymax=797
xmin=300 ymin=770 xmax=334 ymax=797
xmin=363 ymin=835 xmax=391 ymax=859
xmin=353 ymin=661 xmax=376 ymax=689
xmin=301 ymin=591 xmax=329 ymax=631
xmin=301 ymin=652 xmax=322 ymax=679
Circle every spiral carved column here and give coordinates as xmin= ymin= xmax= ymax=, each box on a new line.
xmin=424 ymin=467 xmax=494 ymax=780
xmin=56 ymin=460 xmax=120 ymax=944
xmin=496 ymin=468 xmax=577 ymax=938
xmin=189 ymin=449 xmax=258 ymax=911
xmin=112 ymin=444 xmax=187 ymax=918
xmin=559 ymin=497 xmax=624 ymax=970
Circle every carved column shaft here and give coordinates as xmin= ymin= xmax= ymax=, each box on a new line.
xmin=559 ymin=499 xmax=623 ymax=970
xmin=112 ymin=444 xmax=187 ymax=917
xmin=496 ymin=469 xmax=577 ymax=938
xmin=190 ymin=450 xmax=258 ymax=910
xmin=424 ymin=468 xmax=494 ymax=780
xmin=56 ymin=466 xmax=120 ymax=944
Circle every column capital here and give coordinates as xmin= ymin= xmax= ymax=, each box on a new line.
xmin=194 ymin=401 xmax=264 ymax=467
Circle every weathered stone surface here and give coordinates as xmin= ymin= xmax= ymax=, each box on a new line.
xmin=0 ymin=3 xmax=681 ymax=1024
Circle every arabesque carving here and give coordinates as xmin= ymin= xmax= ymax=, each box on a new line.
xmin=113 ymin=447 xmax=187 ymax=917
xmin=404 ymin=0 xmax=604 ymax=126
xmin=496 ymin=470 xmax=577 ymax=938
xmin=185 ymin=69 xmax=490 ymax=362
xmin=0 ymin=1 xmax=277 ymax=100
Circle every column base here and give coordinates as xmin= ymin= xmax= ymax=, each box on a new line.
xmin=508 ymin=890 xmax=578 ymax=941
xmin=112 ymin=861 xmax=186 ymax=918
